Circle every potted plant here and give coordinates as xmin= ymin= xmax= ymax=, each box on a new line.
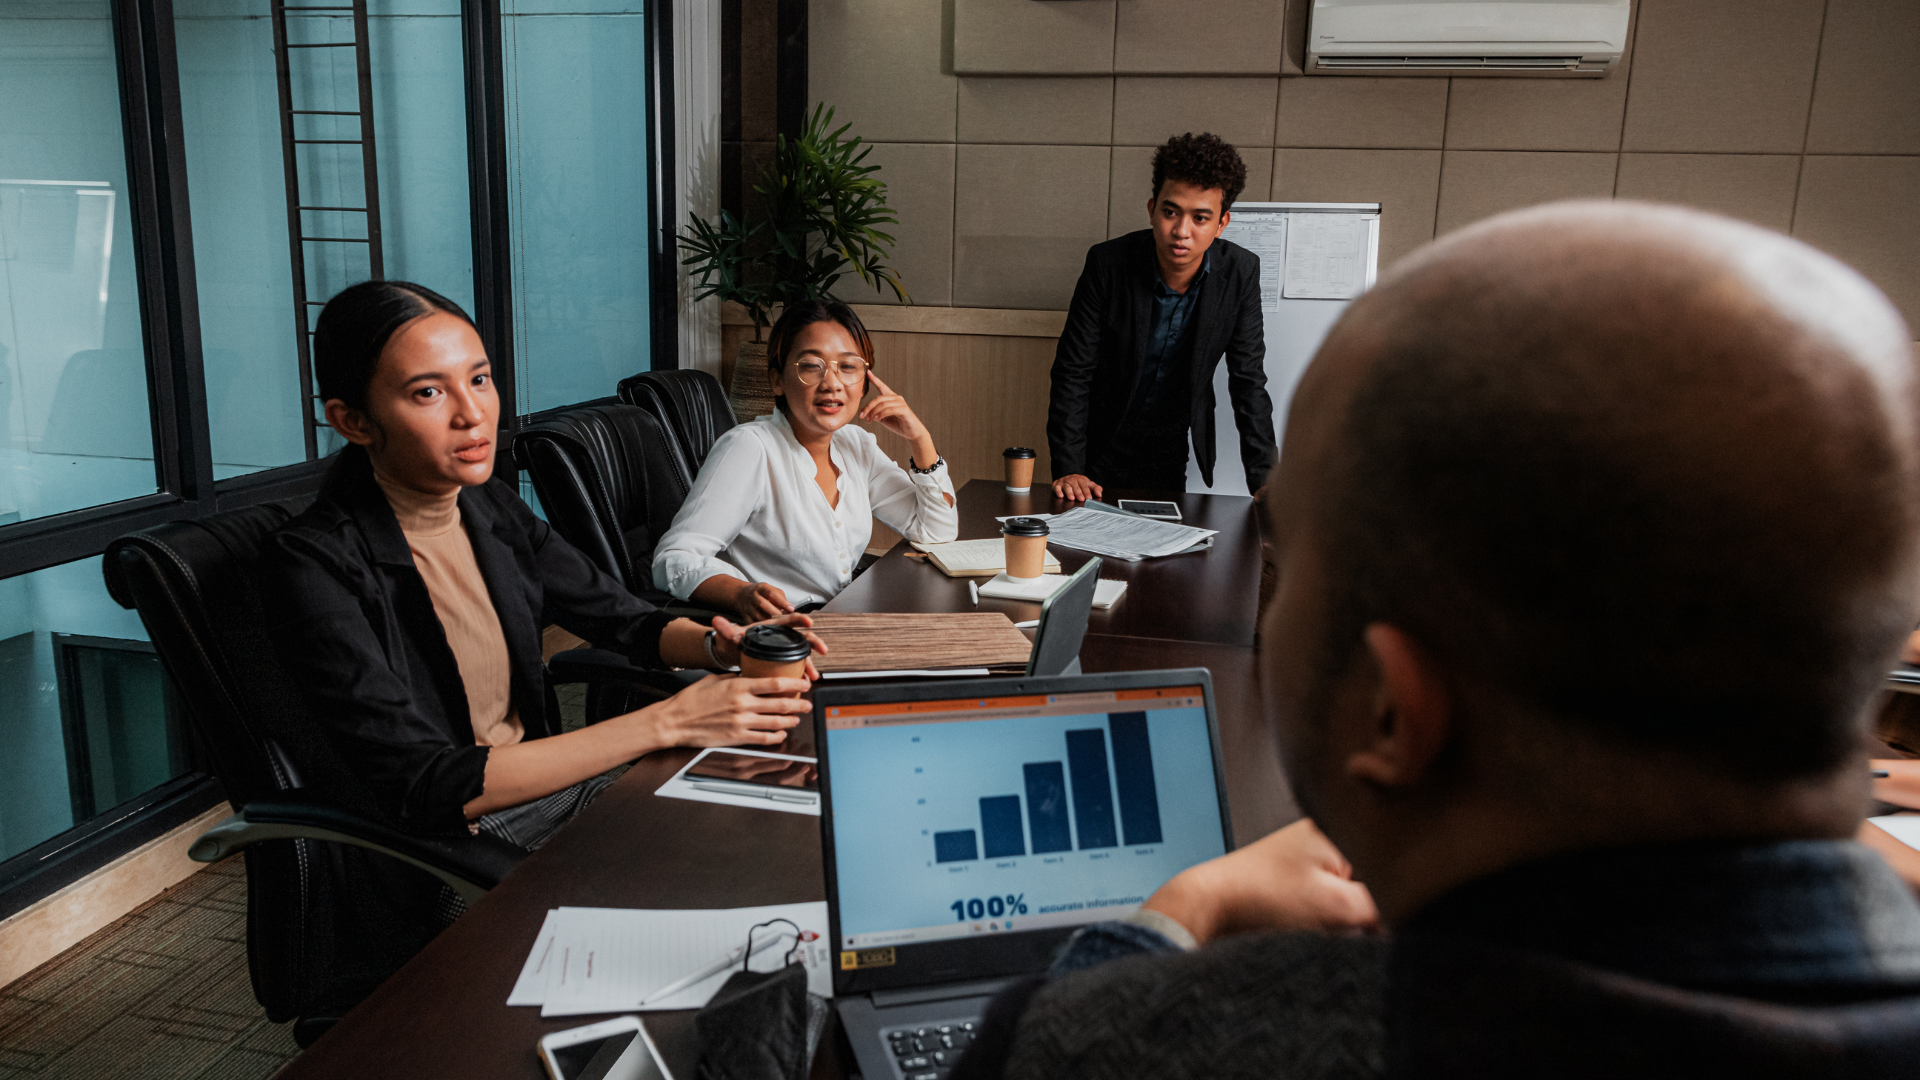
xmin=680 ymin=104 xmax=908 ymax=422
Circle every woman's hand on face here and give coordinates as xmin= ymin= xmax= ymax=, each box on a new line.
xmin=732 ymin=581 xmax=794 ymax=622
xmin=858 ymin=372 xmax=929 ymax=443
xmin=710 ymin=613 xmax=828 ymax=679
xmin=648 ymin=673 xmax=813 ymax=747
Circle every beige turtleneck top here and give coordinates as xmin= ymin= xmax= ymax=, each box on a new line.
xmin=375 ymin=474 xmax=524 ymax=749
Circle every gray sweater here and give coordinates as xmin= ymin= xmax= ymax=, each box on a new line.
xmin=958 ymin=839 xmax=1920 ymax=1080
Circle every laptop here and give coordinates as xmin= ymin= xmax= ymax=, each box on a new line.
xmin=813 ymin=669 xmax=1233 ymax=1080
xmin=1025 ymin=557 xmax=1101 ymax=677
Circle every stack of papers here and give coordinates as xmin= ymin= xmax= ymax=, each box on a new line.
xmin=1000 ymin=507 xmax=1217 ymax=561
xmin=509 ymin=902 xmax=832 ymax=1015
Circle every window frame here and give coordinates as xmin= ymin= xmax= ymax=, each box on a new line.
xmin=0 ymin=0 xmax=679 ymax=916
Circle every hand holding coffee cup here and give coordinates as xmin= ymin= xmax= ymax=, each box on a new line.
xmin=1002 ymin=516 xmax=1050 ymax=582
xmin=1003 ymin=447 xmax=1036 ymax=493
xmin=737 ymin=624 xmax=815 ymax=697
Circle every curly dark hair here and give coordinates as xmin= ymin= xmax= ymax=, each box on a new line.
xmin=1151 ymin=132 xmax=1248 ymax=211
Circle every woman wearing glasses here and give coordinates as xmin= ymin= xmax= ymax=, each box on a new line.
xmin=653 ymin=300 xmax=958 ymax=619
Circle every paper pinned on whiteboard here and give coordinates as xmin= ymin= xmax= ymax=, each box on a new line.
xmin=1284 ymin=214 xmax=1370 ymax=300
xmin=1228 ymin=210 xmax=1287 ymax=312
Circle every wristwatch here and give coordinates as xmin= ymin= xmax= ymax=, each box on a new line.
xmin=704 ymin=628 xmax=726 ymax=670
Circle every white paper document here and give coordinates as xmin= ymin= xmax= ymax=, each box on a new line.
xmin=1284 ymin=214 xmax=1370 ymax=300
xmin=507 ymin=908 xmax=562 ymax=1006
xmin=655 ymin=746 xmax=819 ymax=816
xmin=1871 ymin=814 xmax=1920 ymax=851
xmin=1228 ymin=210 xmax=1288 ymax=312
xmin=509 ymin=901 xmax=833 ymax=1016
xmin=1013 ymin=506 xmax=1217 ymax=561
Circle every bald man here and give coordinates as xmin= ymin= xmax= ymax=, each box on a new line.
xmin=950 ymin=202 xmax=1920 ymax=1080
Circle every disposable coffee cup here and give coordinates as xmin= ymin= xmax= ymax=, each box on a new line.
xmin=1001 ymin=517 xmax=1050 ymax=581
xmin=737 ymin=624 xmax=812 ymax=696
xmin=1003 ymin=447 xmax=1037 ymax=493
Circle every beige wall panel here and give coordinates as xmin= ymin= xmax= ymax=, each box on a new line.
xmin=953 ymin=0 xmax=1116 ymax=76
xmin=1113 ymin=78 xmax=1279 ymax=149
xmin=1435 ymin=151 xmax=1619 ymax=235
xmin=1805 ymin=0 xmax=1920 ymax=154
xmin=858 ymin=143 xmax=956 ymax=307
xmin=810 ymin=0 xmax=957 ymax=143
xmin=1446 ymin=67 xmax=1633 ymax=152
xmin=1108 ymin=145 xmax=1156 ymax=238
xmin=1107 ymin=144 xmax=1273 ymax=239
xmin=1273 ymin=75 xmax=1447 ymax=150
xmin=1113 ymin=0 xmax=1284 ymax=75
xmin=953 ymin=144 xmax=1112 ymax=309
xmin=1792 ymin=155 xmax=1920 ymax=329
xmin=1272 ymin=148 xmax=1442 ymax=270
xmin=958 ymin=77 xmax=1116 ymax=146
xmin=1621 ymin=0 xmax=1824 ymax=153
xmin=1613 ymin=153 xmax=1801 ymax=233
xmin=856 ymin=331 xmax=1061 ymax=486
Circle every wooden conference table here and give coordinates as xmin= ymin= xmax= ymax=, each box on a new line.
xmin=279 ymin=479 xmax=1295 ymax=1080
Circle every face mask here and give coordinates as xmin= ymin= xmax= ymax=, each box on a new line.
xmin=694 ymin=921 xmax=830 ymax=1080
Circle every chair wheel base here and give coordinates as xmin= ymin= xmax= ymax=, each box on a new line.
xmin=293 ymin=1014 xmax=341 ymax=1048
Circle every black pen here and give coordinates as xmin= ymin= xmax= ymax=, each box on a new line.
xmin=1873 ymin=770 xmax=1891 ymax=779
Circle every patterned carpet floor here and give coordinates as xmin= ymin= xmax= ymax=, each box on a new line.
xmin=0 ymin=857 xmax=298 ymax=1080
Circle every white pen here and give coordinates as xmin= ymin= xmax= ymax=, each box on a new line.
xmin=638 ymin=933 xmax=791 ymax=1006
xmin=689 ymin=780 xmax=815 ymax=803
xmin=968 ymin=580 xmax=979 ymax=605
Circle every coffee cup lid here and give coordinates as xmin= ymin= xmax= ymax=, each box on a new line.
xmin=1001 ymin=516 xmax=1050 ymax=537
xmin=1002 ymin=447 xmax=1036 ymax=459
xmin=740 ymin=624 xmax=813 ymax=663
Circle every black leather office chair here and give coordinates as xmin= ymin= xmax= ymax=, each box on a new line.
xmin=512 ymin=402 xmax=695 ymax=604
xmin=104 ymin=501 xmax=678 ymax=1045
xmin=616 ymin=369 xmax=735 ymax=475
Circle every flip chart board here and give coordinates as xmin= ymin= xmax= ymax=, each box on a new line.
xmin=1186 ymin=202 xmax=1381 ymax=496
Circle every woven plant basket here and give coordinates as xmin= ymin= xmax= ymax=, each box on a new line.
xmin=727 ymin=340 xmax=775 ymax=424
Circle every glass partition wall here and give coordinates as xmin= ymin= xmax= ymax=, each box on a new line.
xmin=0 ymin=0 xmax=674 ymax=916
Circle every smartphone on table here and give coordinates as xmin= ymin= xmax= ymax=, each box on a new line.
xmin=683 ymin=750 xmax=818 ymax=799
xmin=1117 ymin=499 xmax=1183 ymax=520
xmin=537 ymin=1016 xmax=672 ymax=1080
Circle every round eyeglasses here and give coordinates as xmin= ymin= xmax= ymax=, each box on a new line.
xmin=791 ymin=358 xmax=868 ymax=387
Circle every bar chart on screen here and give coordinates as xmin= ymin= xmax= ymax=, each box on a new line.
xmin=930 ymin=713 xmax=1164 ymax=864
xmin=824 ymin=699 xmax=1228 ymax=949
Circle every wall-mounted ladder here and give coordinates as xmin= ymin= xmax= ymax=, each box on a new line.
xmin=270 ymin=0 xmax=385 ymax=460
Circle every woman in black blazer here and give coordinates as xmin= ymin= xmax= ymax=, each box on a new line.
xmin=260 ymin=280 xmax=822 ymax=843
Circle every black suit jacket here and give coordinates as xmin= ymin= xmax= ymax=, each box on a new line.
xmin=1047 ymin=230 xmax=1278 ymax=491
xmin=258 ymin=445 xmax=674 ymax=833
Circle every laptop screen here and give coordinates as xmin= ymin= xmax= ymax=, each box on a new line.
xmin=817 ymin=671 xmax=1231 ymax=992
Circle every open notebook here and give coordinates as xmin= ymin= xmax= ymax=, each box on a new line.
xmin=910 ymin=538 xmax=1062 ymax=578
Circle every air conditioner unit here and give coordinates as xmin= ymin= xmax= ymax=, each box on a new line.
xmin=1307 ymin=0 xmax=1630 ymax=77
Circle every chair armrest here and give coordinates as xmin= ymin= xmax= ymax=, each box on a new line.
xmin=546 ymin=647 xmax=704 ymax=697
xmin=189 ymin=801 xmax=526 ymax=906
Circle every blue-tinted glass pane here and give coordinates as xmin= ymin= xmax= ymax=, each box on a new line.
xmin=502 ymin=0 xmax=652 ymax=414
xmin=0 ymin=557 xmax=189 ymax=863
xmin=175 ymin=0 xmax=475 ymax=476
xmin=0 ymin=1 xmax=159 ymax=523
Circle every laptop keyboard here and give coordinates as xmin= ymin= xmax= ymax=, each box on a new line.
xmin=884 ymin=1020 xmax=978 ymax=1080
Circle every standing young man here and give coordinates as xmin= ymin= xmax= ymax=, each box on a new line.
xmin=1047 ymin=132 xmax=1277 ymax=499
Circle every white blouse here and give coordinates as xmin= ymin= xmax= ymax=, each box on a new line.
xmin=652 ymin=410 xmax=959 ymax=607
